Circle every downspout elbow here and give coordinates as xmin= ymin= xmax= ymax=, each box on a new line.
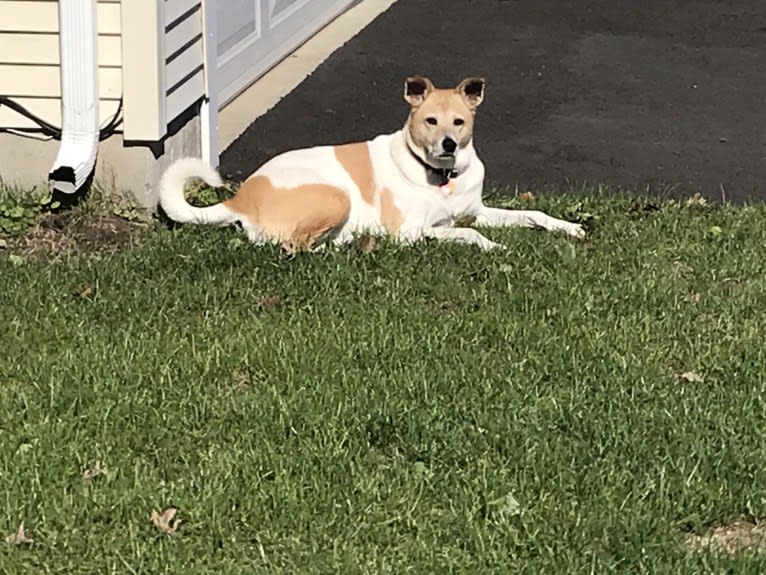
xmin=49 ymin=0 xmax=100 ymax=194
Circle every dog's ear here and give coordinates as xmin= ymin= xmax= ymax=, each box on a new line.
xmin=457 ymin=77 xmax=485 ymax=111
xmin=404 ymin=76 xmax=434 ymax=107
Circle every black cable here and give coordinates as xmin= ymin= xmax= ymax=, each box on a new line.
xmin=0 ymin=96 xmax=61 ymax=137
xmin=98 ymin=97 xmax=123 ymax=141
xmin=0 ymin=95 xmax=124 ymax=140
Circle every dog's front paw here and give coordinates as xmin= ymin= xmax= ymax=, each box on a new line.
xmin=481 ymin=239 xmax=508 ymax=251
xmin=566 ymin=223 xmax=586 ymax=239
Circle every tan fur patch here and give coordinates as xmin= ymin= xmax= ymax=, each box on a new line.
xmin=225 ymin=176 xmax=350 ymax=251
xmin=379 ymin=186 xmax=403 ymax=233
xmin=334 ymin=143 xmax=376 ymax=205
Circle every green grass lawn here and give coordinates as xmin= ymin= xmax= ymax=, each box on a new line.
xmin=2 ymin=191 xmax=766 ymax=573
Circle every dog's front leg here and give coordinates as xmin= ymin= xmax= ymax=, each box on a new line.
xmin=418 ymin=226 xmax=506 ymax=251
xmin=475 ymin=206 xmax=585 ymax=238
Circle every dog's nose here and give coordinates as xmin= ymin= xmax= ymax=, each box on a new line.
xmin=442 ymin=137 xmax=457 ymax=154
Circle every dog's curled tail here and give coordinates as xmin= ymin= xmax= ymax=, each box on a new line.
xmin=158 ymin=157 xmax=238 ymax=226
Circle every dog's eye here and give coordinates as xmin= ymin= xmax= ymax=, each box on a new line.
xmin=426 ymin=117 xmax=438 ymax=126
xmin=454 ymin=118 xmax=465 ymax=126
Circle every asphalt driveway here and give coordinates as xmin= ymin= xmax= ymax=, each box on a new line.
xmin=220 ymin=0 xmax=766 ymax=202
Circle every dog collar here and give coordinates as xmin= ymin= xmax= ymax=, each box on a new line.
xmin=406 ymin=144 xmax=459 ymax=187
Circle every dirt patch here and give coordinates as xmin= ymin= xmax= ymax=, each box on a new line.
xmin=685 ymin=519 xmax=766 ymax=555
xmin=5 ymin=211 xmax=151 ymax=261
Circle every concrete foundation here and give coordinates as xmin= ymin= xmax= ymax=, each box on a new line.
xmin=96 ymin=114 xmax=201 ymax=206
xmin=0 ymin=113 xmax=200 ymax=207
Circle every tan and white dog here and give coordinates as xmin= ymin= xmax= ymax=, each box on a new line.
xmin=158 ymin=76 xmax=585 ymax=251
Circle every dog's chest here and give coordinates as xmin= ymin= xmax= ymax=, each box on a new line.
xmin=364 ymin=131 xmax=485 ymax=229
xmin=395 ymin=176 xmax=482 ymax=227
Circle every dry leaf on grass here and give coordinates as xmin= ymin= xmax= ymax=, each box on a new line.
xmin=82 ymin=460 xmax=105 ymax=482
xmin=686 ymin=193 xmax=708 ymax=207
xmin=77 ymin=285 xmax=94 ymax=299
xmin=4 ymin=522 xmax=33 ymax=545
xmin=679 ymin=370 xmax=704 ymax=383
xmin=671 ymin=259 xmax=694 ymax=281
xmin=258 ymin=295 xmax=280 ymax=309
xmin=150 ymin=507 xmax=181 ymax=534
xmin=231 ymin=369 xmax=251 ymax=391
xmin=687 ymin=292 xmax=701 ymax=304
xmin=488 ymin=492 xmax=521 ymax=520
xmin=359 ymin=235 xmax=378 ymax=253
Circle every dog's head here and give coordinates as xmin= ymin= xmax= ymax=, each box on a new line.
xmin=403 ymin=76 xmax=485 ymax=169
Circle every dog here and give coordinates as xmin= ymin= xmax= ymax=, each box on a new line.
xmin=158 ymin=76 xmax=585 ymax=252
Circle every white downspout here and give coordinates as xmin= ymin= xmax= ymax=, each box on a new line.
xmin=48 ymin=0 xmax=100 ymax=194
xmin=200 ymin=0 xmax=219 ymax=168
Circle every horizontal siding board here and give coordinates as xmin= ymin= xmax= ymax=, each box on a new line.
xmin=98 ymin=2 xmax=122 ymax=35
xmin=1 ymin=34 xmax=121 ymax=66
xmin=165 ymin=10 xmax=201 ymax=58
xmin=0 ymin=97 xmax=121 ymax=129
xmin=165 ymin=37 xmax=203 ymax=92
xmin=0 ymin=65 xmax=121 ymax=98
xmin=0 ymin=1 xmax=122 ymax=35
xmin=165 ymin=68 xmax=203 ymax=120
xmin=165 ymin=0 xmax=200 ymax=28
